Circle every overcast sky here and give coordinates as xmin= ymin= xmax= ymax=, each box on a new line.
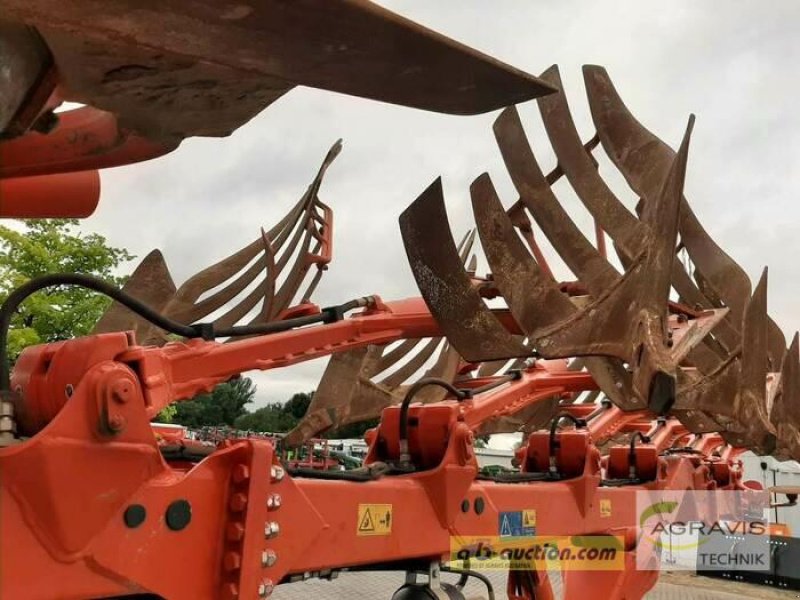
xmin=82 ymin=0 xmax=800 ymax=408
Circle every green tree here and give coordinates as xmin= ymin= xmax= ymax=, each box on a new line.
xmin=283 ymin=392 xmax=313 ymax=420
xmin=232 ymin=391 xmax=314 ymax=433
xmin=0 ymin=219 xmax=134 ymax=359
xmin=168 ymin=377 xmax=256 ymax=428
xmin=234 ymin=403 xmax=297 ymax=433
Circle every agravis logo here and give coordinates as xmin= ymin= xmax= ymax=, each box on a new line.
xmin=635 ymin=490 xmax=771 ymax=571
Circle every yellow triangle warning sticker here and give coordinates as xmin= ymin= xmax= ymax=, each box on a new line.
xmin=357 ymin=504 xmax=392 ymax=536
xmin=359 ymin=509 xmax=375 ymax=532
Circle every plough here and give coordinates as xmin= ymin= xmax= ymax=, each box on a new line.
xmin=0 ymin=2 xmax=798 ymax=599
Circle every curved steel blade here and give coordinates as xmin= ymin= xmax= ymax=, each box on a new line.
xmin=493 ymin=106 xmax=619 ymax=296
xmin=772 ymin=333 xmax=800 ymax=461
xmin=583 ymin=64 xmax=786 ymax=367
xmin=283 ymin=346 xmax=397 ymax=446
xmin=675 ymin=269 xmax=776 ymax=453
xmin=92 ymin=249 xmax=176 ymax=345
xmin=539 ymin=65 xmax=734 ymax=364
xmin=470 ymin=171 xmax=635 ymax=408
xmin=400 ymin=177 xmax=530 ymax=362
xmin=537 ymin=65 xmax=641 ymax=256
xmin=533 ymin=117 xmax=696 ymax=407
xmin=477 ymin=396 xmax=561 ymax=435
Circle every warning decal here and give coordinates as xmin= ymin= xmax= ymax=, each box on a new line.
xmin=522 ymin=509 xmax=537 ymax=529
xmin=357 ymin=504 xmax=393 ymax=536
xmin=498 ymin=511 xmax=536 ymax=537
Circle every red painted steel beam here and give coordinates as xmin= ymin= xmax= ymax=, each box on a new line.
xmin=0 ymin=170 xmax=100 ymax=217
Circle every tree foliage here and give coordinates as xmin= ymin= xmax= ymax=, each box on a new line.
xmin=166 ymin=377 xmax=256 ymax=428
xmin=234 ymin=392 xmax=312 ymax=432
xmin=232 ymin=390 xmax=377 ymax=439
xmin=0 ymin=219 xmax=134 ymax=359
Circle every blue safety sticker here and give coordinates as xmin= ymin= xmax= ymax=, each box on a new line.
xmin=498 ymin=511 xmax=536 ymax=537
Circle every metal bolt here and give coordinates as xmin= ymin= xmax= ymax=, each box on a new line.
xmin=264 ymin=521 xmax=280 ymax=539
xmin=220 ymin=582 xmax=239 ymax=600
xmin=65 ymin=384 xmax=74 ymax=398
xmin=0 ymin=416 xmax=14 ymax=433
xmin=270 ymin=465 xmax=284 ymax=482
xmin=223 ymin=551 xmax=242 ymax=572
xmin=261 ymin=549 xmax=277 ymax=567
xmin=257 ymin=579 xmax=274 ymax=598
xmin=232 ymin=464 xmax=250 ymax=483
xmin=230 ymin=493 xmax=248 ymax=512
xmin=0 ymin=400 xmax=16 ymax=446
xmin=226 ymin=522 xmax=245 ymax=541
xmin=221 ymin=582 xmax=239 ymax=600
xmin=267 ymin=494 xmax=282 ymax=510
xmin=107 ymin=414 xmax=126 ymax=432
xmin=112 ymin=381 xmax=132 ymax=403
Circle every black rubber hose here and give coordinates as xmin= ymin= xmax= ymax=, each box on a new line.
xmin=628 ymin=431 xmax=651 ymax=477
xmin=398 ymin=378 xmax=467 ymax=464
xmin=548 ymin=412 xmax=588 ymax=470
xmin=0 ymin=273 xmax=200 ymax=390
xmin=0 ymin=273 xmax=372 ymax=391
xmin=441 ymin=564 xmax=495 ymax=600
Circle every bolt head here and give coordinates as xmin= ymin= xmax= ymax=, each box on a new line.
xmin=261 ymin=549 xmax=277 ymax=567
xmin=229 ymin=492 xmax=248 ymax=512
xmin=232 ymin=464 xmax=250 ymax=483
xmin=112 ymin=380 xmax=132 ymax=403
xmin=226 ymin=522 xmax=245 ymax=542
xmin=270 ymin=465 xmax=285 ymax=482
xmin=221 ymin=582 xmax=239 ymax=600
xmin=264 ymin=521 xmax=280 ymax=539
xmin=107 ymin=414 xmax=126 ymax=432
xmin=267 ymin=494 xmax=282 ymax=510
xmin=257 ymin=580 xmax=274 ymax=597
xmin=223 ymin=551 xmax=242 ymax=572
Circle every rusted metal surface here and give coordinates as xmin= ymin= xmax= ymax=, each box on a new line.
xmin=91 ymin=250 xmax=177 ymax=345
xmin=494 ymin=106 xmax=619 ymax=297
xmin=537 ymin=65 xmax=730 ymax=370
xmin=86 ymin=53 xmax=800 ymax=462
xmin=528 ymin=118 xmax=705 ymax=408
xmin=674 ymin=270 xmax=776 ymax=453
xmin=95 ymin=141 xmax=338 ymax=343
xmin=582 ymin=65 xmax=786 ymax=369
xmin=470 ymin=171 xmax=635 ymax=410
xmin=284 ymin=339 xmax=460 ymax=445
xmin=773 ymin=333 xmax=800 ymax=460
xmin=0 ymin=0 xmax=554 ymax=142
xmin=0 ymin=19 xmax=52 ymax=137
xmin=391 ymin=64 xmax=800 ymax=461
xmin=165 ymin=142 xmax=336 ymax=329
xmin=400 ymin=178 xmax=531 ymax=362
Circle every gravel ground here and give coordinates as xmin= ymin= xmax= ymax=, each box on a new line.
xmin=272 ymin=570 xmax=798 ymax=600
